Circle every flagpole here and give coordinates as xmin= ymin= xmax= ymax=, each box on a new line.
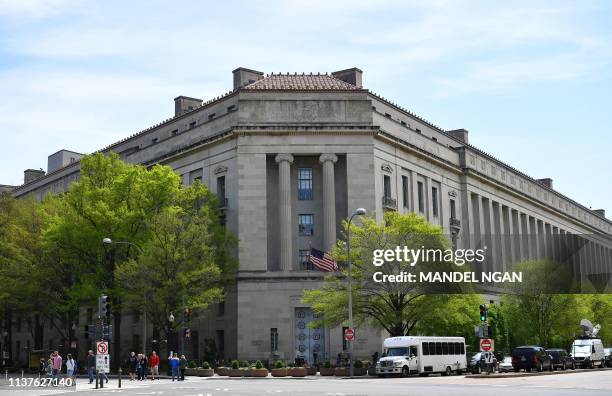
xmin=347 ymin=208 xmax=366 ymax=378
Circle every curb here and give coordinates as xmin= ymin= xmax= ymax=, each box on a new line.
xmin=466 ymin=367 xmax=611 ymax=379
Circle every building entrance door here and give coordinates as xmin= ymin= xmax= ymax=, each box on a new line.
xmin=294 ymin=308 xmax=325 ymax=366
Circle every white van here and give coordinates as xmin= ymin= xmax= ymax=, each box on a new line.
xmin=571 ymin=338 xmax=605 ymax=368
xmin=376 ymin=336 xmax=467 ymax=377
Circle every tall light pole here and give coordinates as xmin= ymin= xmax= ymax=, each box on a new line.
xmin=102 ymin=238 xmax=146 ymax=354
xmin=347 ymin=208 xmax=366 ymax=377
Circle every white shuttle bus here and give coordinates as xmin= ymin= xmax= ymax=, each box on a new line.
xmin=376 ymin=336 xmax=467 ymax=377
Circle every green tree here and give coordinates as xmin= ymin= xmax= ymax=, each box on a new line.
xmin=303 ymin=211 xmax=474 ymax=337
xmin=43 ymin=152 xmax=181 ymax=365
xmin=115 ymin=181 xmax=237 ymax=340
xmin=500 ymin=259 xmax=578 ymax=348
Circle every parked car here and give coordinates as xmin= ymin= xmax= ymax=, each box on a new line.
xmin=546 ymin=349 xmax=575 ymax=370
xmin=604 ymin=348 xmax=612 ymax=368
xmin=512 ymin=346 xmax=553 ymax=372
xmin=498 ymin=356 xmax=513 ymax=373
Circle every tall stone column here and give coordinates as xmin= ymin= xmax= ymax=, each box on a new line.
xmin=319 ymin=154 xmax=338 ymax=253
xmin=276 ymin=154 xmax=294 ymax=271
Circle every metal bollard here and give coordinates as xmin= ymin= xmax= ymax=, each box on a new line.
xmin=100 ymin=372 xmax=103 ymax=388
xmin=95 ymin=372 xmax=98 ymax=389
xmin=118 ymin=367 xmax=122 ymax=388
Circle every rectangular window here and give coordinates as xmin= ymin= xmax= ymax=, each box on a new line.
xmin=429 ymin=342 xmax=436 ymax=355
xmin=417 ymin=182 xmax=424 ymax=213
xmin=402 ymin=176 xmax=408 ymax=208
xmin=297 ymin=167 xmax=313 ymax=200
xmin=189 ymin=121 xmax=196 ymax=128
xmin=450 ymin=199 xmax=456 ymax=219
xmin=208 ymin=113 xmax=216 ymax=120
xmin=227 ymin=105 xmax=236 ymax=112
xmin=383 ymin=175 xmax=391 ymax=198
xmin=432 ymin=187 xmax=439 ymax=217
xmin=151 ymin=138 xmax=158 ymax=144
xmin=435 ymin=342 xmax=442 ymax=355
xmin=217 ymin=176 xmax=226 ymax=206
xmin=299 ymin=214 xmax=314 ymax=236
xmin=171 ymin=129 xmax=179 ymax=136
xmin=299 ymin=249 xmax=313 ymax=270
xmin=442 ymin=342 xmax=449 ymax=355
xmin=270 ymin=328 xmax=278 ymax=352
xmin=460 ymin=343 xmax=465 ymax=355
xmin=216 ymin=330 xmax=225 ymax=356
xmin=217 ymin=301 xmax=225 ymax=317
xmin=342 ymin=327 xmax=349 ymax=351
xmin=422 ymin=342 xmax=429 ymax=355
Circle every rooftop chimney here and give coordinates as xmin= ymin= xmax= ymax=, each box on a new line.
xmin=331 ymin=67 xmax=363 ymax=88
xmin=232 ymin=67 xmax=264 ymax=90
xmin=24 ymin=169 xmax=45 ymax=184
xmin=174 ymin=96 xmax=203 ymax=117
xmin=447 ymin=129 xmax=469 ymax=144
xmin=536 ymin=178 xmax=553 ymax=189
xmin=593 ymin=209 xmax=606 ymax=218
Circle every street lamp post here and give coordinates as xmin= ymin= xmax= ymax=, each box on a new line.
xmin=347 ymin=208 xmax=366 ymax=378
xmin=102 ymin=238 xmax=146 ymax=354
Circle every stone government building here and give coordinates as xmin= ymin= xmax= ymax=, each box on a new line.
xmin=3 ymin=67 xmax=612 ymax=367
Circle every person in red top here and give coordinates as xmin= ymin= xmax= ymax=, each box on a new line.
xmin=149 ymin=351 xmax=160 ymax=380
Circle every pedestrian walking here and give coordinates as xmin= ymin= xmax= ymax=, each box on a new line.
xmin=38 ymin=358 xmax=46 ymax=378
xmin=46 ymin=354 xmax=53 ymax=377
xmin=138 ymin=353 xmax=148 ymax=380
xmin=128 ymin=352 xmax=137 ymax=381
xmin=51 ymin=351 xmax=62 ymax=382
xmin=86 ymin=350 xmax=96 ymax=384
xmin=179 ymin=355 xmax=188 ymax=381
xmin=149 ymin=351 xmax=160 ymax=380
xmin=65 ymin=354 xmax=77 ymax=382
xmin=169 ymin=353 xmax=180 ymax=381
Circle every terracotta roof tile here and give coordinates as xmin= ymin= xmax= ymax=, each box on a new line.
xmin=242 ymin=72 xmax=360 ymax=90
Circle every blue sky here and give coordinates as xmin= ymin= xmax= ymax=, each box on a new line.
xmin=0 ymin=0 xmax=610 ymax=216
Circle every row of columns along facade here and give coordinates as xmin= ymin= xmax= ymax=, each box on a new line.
xmin=464 ymin=192 xmax=611 ymax=277
xmin=273 ymin=152 xmax=610 ymax=277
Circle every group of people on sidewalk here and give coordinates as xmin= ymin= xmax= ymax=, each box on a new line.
xmin=127 ymin=351 xmax=160 ymax=380
xmin=125 ymin=350 xmax=187 ymax=382
xmin=38 ymin=351 xmax=78 ymax=383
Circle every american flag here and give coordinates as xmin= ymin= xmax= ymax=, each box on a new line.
xmin=309 ymin=248 xmax=338 ymax=272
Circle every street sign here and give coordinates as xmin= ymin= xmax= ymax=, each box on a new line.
xmin=344 ymin=328 xmax=355 ymax=341
xmin=96 ymin=341 xmax=109 ymax=355
xmin=480 ymin=338 xmax=494 ymax=352
xmin=96 ymin=354 xmax=110 ymax=374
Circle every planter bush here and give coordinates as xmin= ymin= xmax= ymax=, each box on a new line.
xmin=271 ymin=368 xmax=287 ymax=377
xmin=320 ymin=362 xmax=334 ymax=376
xmin=217 ymin=367 xmax=229 ymax=376
xmin=250 ymin=360 xmax=269 ymax=377
xmin=229 ymin=369 xmax=244 ymax=377
xmin=271 ymin=361 xmax=287 ymax=377
xmin=334 ymin=367 xmax=347 ymax=376
xmin=305 ymin=367 xmax=317 ymax=376
xmin=353 ymin=360 xmax=366 ymax=376
xmin=199 ymin=368 xmax=215 ymax=377
xmin=353 ymin=367 xmax=366 ymax=376
xmin=184 ymin=368 xmax=198 ymax=376
xmin=289 ymin=367 xmax=306 ymax=377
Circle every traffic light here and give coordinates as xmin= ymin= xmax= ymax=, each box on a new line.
xmin=184 ymin=328 xmax=191 ymax=339
xmin=479 ymin=304 xmax=487 ymax=322
xmin=183 ymin=307 xmax=190 ymax=323
xmin=99 ymin=295 xmax=111 ymax=320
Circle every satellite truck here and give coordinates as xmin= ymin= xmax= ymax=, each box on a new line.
xmin=570 ymin=319 xmax=606 ymax=369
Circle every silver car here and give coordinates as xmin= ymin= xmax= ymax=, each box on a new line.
xmin=498 ymin=356 xmax=513 ymax=372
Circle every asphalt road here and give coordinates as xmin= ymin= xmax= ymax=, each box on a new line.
xmin=1 ymin=370 xmax=611 ymax=396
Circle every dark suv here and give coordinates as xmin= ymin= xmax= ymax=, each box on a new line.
xmin=512 ymin=346 xmax=553 ymax=372
xmin=546 ymin=349 xmax=575 ymax=370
